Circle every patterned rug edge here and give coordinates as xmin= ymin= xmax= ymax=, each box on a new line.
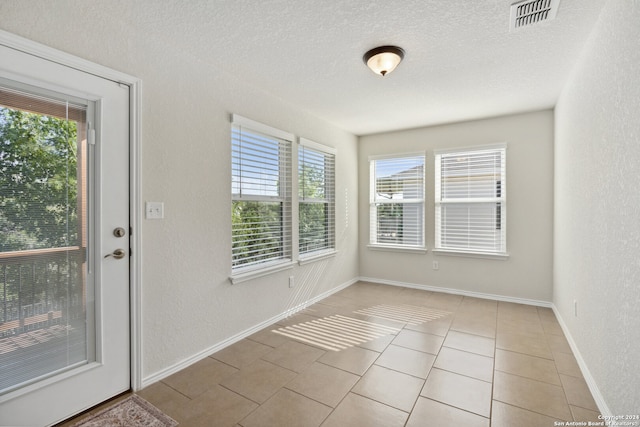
xmin=71 ymin=394 xmax=178 ymax=427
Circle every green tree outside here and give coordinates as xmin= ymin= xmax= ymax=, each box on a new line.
xmin=0 ymin=107 xmax=79 ymax=252
xmin=232 ymin=201 xmax=282 ymax=267
xmin=232 ymin=161 xmax=333 ymax=267
xmin=299 ymin=162 xmax=329 ymax=253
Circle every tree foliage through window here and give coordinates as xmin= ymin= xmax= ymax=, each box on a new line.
xmin=298 ymin=143 xmax=334 ymax=255
xmin=0 ymin=107 xmax=79 ymax=252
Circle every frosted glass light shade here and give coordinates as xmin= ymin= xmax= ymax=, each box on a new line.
xmin=363 ymin=46 xmax=405 ymax=76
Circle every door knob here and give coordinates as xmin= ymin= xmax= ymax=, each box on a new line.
xmin=113 ymin=227 xmax=127 ymax=238
xmin=104 ymin=249 xmax=126 ymax=259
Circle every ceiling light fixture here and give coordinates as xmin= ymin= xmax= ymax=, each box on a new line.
xmin=363 ymin=45 xmax=405 ymax=77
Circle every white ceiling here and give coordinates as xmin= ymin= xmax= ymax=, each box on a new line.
xmin=132 ymin=0 xmax=606 ymax=135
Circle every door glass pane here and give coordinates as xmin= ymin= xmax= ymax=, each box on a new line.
xmin=0 ymin=83 xmax=93 ymax=395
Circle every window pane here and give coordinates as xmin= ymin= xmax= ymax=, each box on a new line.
xmin=299 ymin=147 xmax=327 ymax=200
xmin=376 ymin=203 xmax=423 ymax=246
xmin=370 ymin=155 xmax=425 ymax=248
xmin=299 ymin=143 xmax=335 ymax=255
xmin=299 ymin=202 xmax=329 ymax=253
xmin=232 ymin=126 xmax=289 ymax=198
xmin=437 ymin=202 xmax=504 ymax=252
xmin=374 ymin=157 xmax=423 ymax=201
xmin=232 ymin=201 xmax=287 ymax=268
xmin=440 ymin=151 xmax=502 ymax=199
xmin=435 ymin=147 xmax=506 ymax=254
xmin=231 ymin=118 xmax=292 ymax=271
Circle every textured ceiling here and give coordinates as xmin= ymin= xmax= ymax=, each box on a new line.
xmin=21 ymin=0 xmax=610 ymax=135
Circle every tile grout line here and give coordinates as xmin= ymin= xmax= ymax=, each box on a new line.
xmin=489 ymin=302 xmax=576 ymax=421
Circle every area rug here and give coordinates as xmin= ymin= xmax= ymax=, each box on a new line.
xmin=72 ymin=395 xmax=178 ymax=427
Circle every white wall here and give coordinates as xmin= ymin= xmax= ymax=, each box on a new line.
xmin=359 ymin=111 xmax=555 ymax=302
xmin=0 ymin=2 xmax=359 ymax=382
xmin=554 ymin=0 xmax=640 ymax=414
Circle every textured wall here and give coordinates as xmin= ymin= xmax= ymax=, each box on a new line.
xmin=554 ymin=0 xmax=640 ymax=414
xmin=0 ymin=2 xmax=359 ymax=380
xmin=359 ymin=111 xmax=555 ymax=302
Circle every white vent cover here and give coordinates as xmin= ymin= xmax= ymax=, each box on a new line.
xmin=510 ymin=0 xmax=560 ymax=30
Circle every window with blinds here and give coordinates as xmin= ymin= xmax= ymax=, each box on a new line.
xmin=231 ymin=115 xmax=292 ymax=271
xmin=369 ymin=154 xmax=425 ymax=248
xmin=435 ymin=145 xmax=506 ymax=255
xmin=298 ymin=139 xmax=336 ymax=256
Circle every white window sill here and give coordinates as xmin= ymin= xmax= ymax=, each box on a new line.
xmin=298 ymin=249 xmax=338 ymax=265
xmin=230 ymin=260 xmax=294 ymax=284
xmin=367 ymin=244 xmax=428 ymax=254
xmin=432 ymin=249 xmax=510 ymax=260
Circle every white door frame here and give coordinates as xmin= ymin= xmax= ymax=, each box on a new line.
xmin=0 ymin=29 xmax=144 ymax=393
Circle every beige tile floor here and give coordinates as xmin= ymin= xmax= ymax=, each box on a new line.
xmin=63 ymin=281 xmax=602 ymax=426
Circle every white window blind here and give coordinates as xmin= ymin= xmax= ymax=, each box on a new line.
xmin=435 ymin=145 xmax=506 ymax=254
xmin=231 ymin=115 xmax=292 ymax=271
xmin=298 ymin=139 xmax=335 ymax=255
xmin=370 ymin=154 xmax=425 ymax=248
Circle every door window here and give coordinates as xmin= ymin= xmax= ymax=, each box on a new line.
xmin=0 ymin=82 xmax=94 ymax=394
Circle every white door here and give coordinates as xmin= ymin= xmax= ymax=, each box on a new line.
xmin=0 ymin=42 xmax=131 ymax=426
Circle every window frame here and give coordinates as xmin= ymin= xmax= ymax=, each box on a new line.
xmin=230 ymin=114 xmax=294 ymax=282
xmin=298 ymin=138 xmax=337 ymax=262
xmin=368 ymin=152 xmax=426 ymax=252
xmin=433 ymin=143 xmax=508 ymax=259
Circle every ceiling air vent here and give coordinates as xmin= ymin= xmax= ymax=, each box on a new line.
xmin=510 ymin=0 xmax=560 ymax=30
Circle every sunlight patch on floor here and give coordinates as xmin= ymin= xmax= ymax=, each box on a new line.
xmin=272 ymin=315 xmax=400 ymax=351
xmin=353 ymin=304 xmax=452 ymax=325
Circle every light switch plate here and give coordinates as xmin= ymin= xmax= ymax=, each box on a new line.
xmin=146 ymin=202 xmax=164 ymax=219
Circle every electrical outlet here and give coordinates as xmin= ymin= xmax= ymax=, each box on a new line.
xmin=433 ymin=261 xmax=439 ymax=270
xmin=289 ymin=276 xmax=295 ymax=288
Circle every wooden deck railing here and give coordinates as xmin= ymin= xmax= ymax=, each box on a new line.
xmin=0 ymin=246 xmax=84 ymax=337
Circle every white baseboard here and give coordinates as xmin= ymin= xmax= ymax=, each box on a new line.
xmin=358 ymin=276 xmax=553 ymax=308
xmin=552 ymin=305 xmax=611 ymax=416
xmin=140 ymin=277 xmax=358 ymax=389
